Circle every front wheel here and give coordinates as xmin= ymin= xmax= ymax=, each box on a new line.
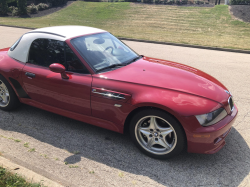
xmin=130 ymin=109 xmax=186 ymax=159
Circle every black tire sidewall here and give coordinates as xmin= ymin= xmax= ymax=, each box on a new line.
xmin=130 ymin=109 xmax=186 ymax=159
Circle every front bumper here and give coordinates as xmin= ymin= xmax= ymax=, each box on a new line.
xmin=183 ymin=104 xmax=238 ymax=154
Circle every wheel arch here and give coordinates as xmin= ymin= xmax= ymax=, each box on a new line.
xmin=124 ymin=104 xmax=186 ymax=139
xmin=0 ymin=73 xmax=20 ymax=99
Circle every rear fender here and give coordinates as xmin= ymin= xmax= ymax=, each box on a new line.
xmin=0 ymin=50 xmax=27 ymax=98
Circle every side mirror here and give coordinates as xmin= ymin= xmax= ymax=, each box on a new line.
xmin=49 ymin=63 xmax=69 ymax=79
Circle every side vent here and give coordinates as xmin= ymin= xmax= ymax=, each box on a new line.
xmin=91 ymin=87 xmax=131 ymax=102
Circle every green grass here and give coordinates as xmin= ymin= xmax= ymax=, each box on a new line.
xmin=28 ymin=148 xmax=35 ymax=152
xmin=0 ymin=166 xmax=44 ymax=187
xmin=1 ymin=2 xmax=250 ymax=50
xmin=24 ymin=142 xmax=29 ymax=148
xmin=69 ymin=165 xmax=79 ymax=168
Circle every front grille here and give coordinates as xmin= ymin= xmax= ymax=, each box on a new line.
xmin=228 ymin=96 xmax=234 ymax=111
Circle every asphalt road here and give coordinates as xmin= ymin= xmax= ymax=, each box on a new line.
xmin=0 ymin=26 xmax=250 ymax=187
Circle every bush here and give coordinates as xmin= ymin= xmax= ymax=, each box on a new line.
xmin=12 ymin=6 xmax=18 ymax=15
xmin=17 ymin=0 xmax=27 ymax=14
xmin=48 ymin=0 xmax=67 ymax=6
xmin=37 ymin=3 xmax=49 ymax=10
xmin=230 ymin=0 xmax=250 ymax=4
xmin=0 ymin=0 xmax=8 ymax=15
xmin=8 ymin=5 xmax=16 ymax=12
xmin=176 ymin=0 xmax=182 ymax=4
xmin=27 ymin=3 xmax=37 ymax=13
xmin=166 ymin=0 xmax=175 ymax=4
xmin=195 ymin=0 xmax=204 ymax=3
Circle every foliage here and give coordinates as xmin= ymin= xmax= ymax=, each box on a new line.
xmin=37 ymin=3 xmax=49 ymax=10
xmin=8 ymin=5 xmax=15 ymax=12
xmin=17 ymin=0 xmax=27 ymax=14
xmin=27 ymin=3 xmax=38 ymax=13
xmin=47 ymin=0 xmax=67 ymax=6
xmin=0 ymin=0 xmax=8 ymax=15
xmin=0 ymin=166 xmax=42 ymax=187
xmin=12 ymin=6 xmax=18 ymax=15
xmin=230 ymin=0 xmax=250 ymax=4
xmin=176 ymin=0 xmax=188 ymax=4
xmin=166 ymin=0 xmax=175 ymax=4
xmin=195 ymin=0 xmax=204 ymax=3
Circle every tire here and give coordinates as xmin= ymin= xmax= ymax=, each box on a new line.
xmin=129 ymin=109 xmax=186 ymax=159
xmin=0 ymin=75 xmax=20 ymax=111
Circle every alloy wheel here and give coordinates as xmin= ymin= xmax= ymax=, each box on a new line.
xmin=135 ymin=116 xmax=177 ymax=155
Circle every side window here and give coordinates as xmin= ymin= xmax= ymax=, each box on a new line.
xmin=28 ymin=39 xmax=66 ymax=67
xmin=28 ymin=39 xmax=89 ymax=74
xmin=65 ymin=44 xmax=89 ymax=74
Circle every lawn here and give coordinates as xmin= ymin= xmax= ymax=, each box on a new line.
xmin=1 ymin=2 xmax=250 ymax=50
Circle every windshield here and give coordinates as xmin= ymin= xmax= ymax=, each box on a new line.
xmin=71 ymin=32 xmax=139 ymax=72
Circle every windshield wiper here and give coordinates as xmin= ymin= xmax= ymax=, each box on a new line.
xmin=126 ymin=55 xmax=143 ymax=65
xmin=96 ymin=64 xmax=125 ymax=73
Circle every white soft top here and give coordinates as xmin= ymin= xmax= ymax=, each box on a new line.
xmin=8 ymin=26 xmax=106 ymax=63
xmin=28 ymin=26 xmax=106 ymax=39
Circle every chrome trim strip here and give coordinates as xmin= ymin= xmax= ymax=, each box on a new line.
xmin=92 ymin=90 xmax=125 ymax=99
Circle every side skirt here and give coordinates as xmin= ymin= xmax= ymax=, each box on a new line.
xmin=19 ymin=98 xmax=123 ymax=133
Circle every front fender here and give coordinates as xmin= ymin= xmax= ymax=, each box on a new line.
xmin=130 ymin=87 xmax=222 ymax=117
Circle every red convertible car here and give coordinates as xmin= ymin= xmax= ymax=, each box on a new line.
xmin=0 ymin=26 xmax=237 ymax=159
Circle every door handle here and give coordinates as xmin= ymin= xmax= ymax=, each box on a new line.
xmin=25 ymin=72 xmax=36 ymax=78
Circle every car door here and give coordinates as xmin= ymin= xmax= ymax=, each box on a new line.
xmin=22 ymin=38 xmax=92 ymax=116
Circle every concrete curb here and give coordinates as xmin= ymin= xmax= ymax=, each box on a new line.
xmin=0 ymin=156 xmax=64 ymax=187
xmin=1 ymin=24 xmax=250 ymax=54
xmin=0 ymin=24 xmax=36 ymax=30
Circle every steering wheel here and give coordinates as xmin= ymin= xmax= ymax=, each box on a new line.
xmin=103 ymin=46 xmax=114 ymax=55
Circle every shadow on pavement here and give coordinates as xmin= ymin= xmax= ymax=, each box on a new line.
xmin=0 ymin=104 xmax=249 ymax=186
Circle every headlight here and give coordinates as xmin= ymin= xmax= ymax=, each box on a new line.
xmin=195 ymin=108 xmax=227 ymax=127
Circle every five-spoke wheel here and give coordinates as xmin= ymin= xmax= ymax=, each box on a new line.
xmin=135 ymin=116 xmax=177 ymax=155
xmin=130 ymin=109 xmax=186 ymax=159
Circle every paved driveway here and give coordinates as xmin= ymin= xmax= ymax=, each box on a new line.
xmin=0 ymin=26 xmax=250 ymax=187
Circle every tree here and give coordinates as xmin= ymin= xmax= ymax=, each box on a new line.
xmin=17 ymin=0 xmax=27 ymax=14
xmin=0 ymin=0 xmax=8 ymax=15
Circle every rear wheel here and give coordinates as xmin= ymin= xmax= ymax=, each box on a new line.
xmin=0 ymin=75 xmax=20 ymax=111
xmin=130 ymin=109 xmax=186 ymax=159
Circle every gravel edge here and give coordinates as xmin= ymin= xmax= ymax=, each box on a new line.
xmin=0 ymin=155 xmax=64 ymax=187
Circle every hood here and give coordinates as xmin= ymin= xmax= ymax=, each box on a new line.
xmin=97 ymin=56 xmax=229 ymax=104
